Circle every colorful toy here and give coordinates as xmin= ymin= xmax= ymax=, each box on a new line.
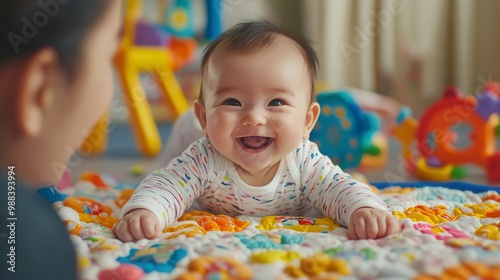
xmin=393 ymin=82 xmax=500 ymax=182
xmin=204 ymin=0 xmax=223 ymax=40
xmin=310 ymin=90 xmax=386 ymax=169
xmin=82 ymin=0 xmax=196 ymax=157
xmin=135 ymin=20 xmax=172 ymax=46
xmin=80 ymin=114 xmax=109 ymax=155
xmin=81 ymin=0 xmax=224 ymax=156
xmin=164 ymin=0 xmax=222 ymax=40
xmin=164 ymin=0 xmax=195 ymax=38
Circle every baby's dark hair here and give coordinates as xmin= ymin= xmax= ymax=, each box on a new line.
xmin=199 ymin=20 xmax=319 ymax=103
xmin=0 ymin=0 xmax=109 ymax=76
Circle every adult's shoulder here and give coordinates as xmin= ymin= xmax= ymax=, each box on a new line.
xmin=0 ymin=176 xmax=77 ymax=280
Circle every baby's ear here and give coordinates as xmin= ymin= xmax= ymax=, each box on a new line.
xmin=193 ymin=99 xmax=207 ymax=133
xmin=303 ymin=102 xmax=320 ymax=139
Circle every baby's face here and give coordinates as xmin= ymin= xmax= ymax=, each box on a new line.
xmin=197 ymin=37 xmax=319 ymax=175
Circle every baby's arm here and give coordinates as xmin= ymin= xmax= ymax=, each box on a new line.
xmin=313 ymin=169 xmax=400 ymax=239
xmin=114 ymin=138 xmax=215 ymax=242
xmin=300 ymin=142 xmax=400 ymax=239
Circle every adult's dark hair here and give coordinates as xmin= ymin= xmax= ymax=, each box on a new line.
xmin=199 ymin=20 xmax=319 ymax=103
xmin=0 ymin=0 xmax=109 ymax=75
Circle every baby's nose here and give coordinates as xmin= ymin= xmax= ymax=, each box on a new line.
xmin=241 ymin=107 xmax=266 ymax=126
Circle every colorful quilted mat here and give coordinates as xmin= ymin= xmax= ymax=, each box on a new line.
xmin=45 ymin=176 xmax=500 ymax=279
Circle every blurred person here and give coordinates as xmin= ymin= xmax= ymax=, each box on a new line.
xmin=0 ymin=1 xmax=121 ymax=279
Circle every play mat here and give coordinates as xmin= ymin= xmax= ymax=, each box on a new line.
xmin=42 ymin=173 xmax=500 ymax=280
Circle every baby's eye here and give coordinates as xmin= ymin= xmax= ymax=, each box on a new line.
xmin=268 ymin=99 xmax=285 ymax=106
xmin=223 ymin=98 xmax=241 ymax=106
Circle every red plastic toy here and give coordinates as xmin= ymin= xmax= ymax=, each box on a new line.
xmin=393 ymin=82 xmax=500 ymax=182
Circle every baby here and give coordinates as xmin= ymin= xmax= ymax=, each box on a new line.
xmin=114 ymin=20 xmax=400 ymax=242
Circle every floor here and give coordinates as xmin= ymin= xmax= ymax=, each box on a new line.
xmin=70 ymin=122 xmax=500 ymax=188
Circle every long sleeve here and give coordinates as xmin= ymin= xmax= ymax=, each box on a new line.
xmin=297 ymin=140 xmax=389 ymax=227
xmin=121 ymin=137 xmax=219 ymax=229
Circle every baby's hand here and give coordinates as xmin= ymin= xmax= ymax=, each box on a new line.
xmin=347 ymin=207 xmax=400 ymax=240
xmin=113 ymin=209 xmax=162 ymax=242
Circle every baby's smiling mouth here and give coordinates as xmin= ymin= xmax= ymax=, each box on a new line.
xmin=237 ymin=136 xmax=273 ymax=150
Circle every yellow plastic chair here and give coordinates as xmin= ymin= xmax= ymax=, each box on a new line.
xmin=82 ymin=0 xmax=189 ymax=157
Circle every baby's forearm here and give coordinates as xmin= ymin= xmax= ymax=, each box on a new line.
xmin=121 ymin=195 xmax=167 ymax=229
xmin=121 ymin=182 xmax=186 ymax=229
xmin=310 ymin=171 xmax=388 ymax=227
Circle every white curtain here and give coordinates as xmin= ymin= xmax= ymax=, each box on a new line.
xmin=302 ymin=0 xmax=500 ymax=114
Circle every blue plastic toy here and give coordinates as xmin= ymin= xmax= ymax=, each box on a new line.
xmin=310 ymin=90 xmax=382 ymax=169
xmin=205 ymin=0 xmax=223 ymax=40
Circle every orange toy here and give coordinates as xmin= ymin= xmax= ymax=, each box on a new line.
xmin=393 ymin=82 xmax=500 ymax=182
xmin=416 ymin=87 xmax=494 ymax=166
